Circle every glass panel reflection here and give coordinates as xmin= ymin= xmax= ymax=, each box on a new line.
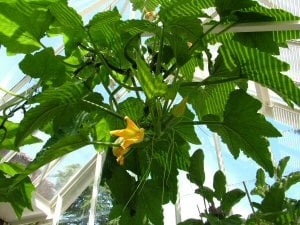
xmin=36 ymin=146 xmax=96 ymax=200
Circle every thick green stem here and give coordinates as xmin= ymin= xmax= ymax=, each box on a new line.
xmin=155 ymin=26 xmax=164 ymax=75
xmin=0 ymin=87 xmax=28 ymax=100
xmin=180 ymin=76 xmax=241 ymax=87
xmin=90 ymin=141 xmax=120 ymax=147
xmin=104 ymin=85 xmax=118 ymax=110
xmin=178 ymin=120 xmax=221 ymax=126
xmin=81 ymin=99 xmax=124 ymax=120
xmin=86 ymin=30 xmax=141 ymax=91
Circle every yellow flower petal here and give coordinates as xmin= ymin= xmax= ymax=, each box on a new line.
xmin=110 ymin=116 xmax=144 ymax=165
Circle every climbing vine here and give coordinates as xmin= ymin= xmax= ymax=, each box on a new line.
xmin=0 ymin=0 xmax=300 ymax=224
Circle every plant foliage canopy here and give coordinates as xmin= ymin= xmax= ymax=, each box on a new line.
xmin=0 ymin=0 xmax=300 ymax=224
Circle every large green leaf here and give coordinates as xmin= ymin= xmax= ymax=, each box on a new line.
xmin=25 ymin=131 xmax=90 ymax=174
xmin=107 ymin=167 xmax=136 ymax=205
xmin=181 ymin=82 xmax=236 ymax=119
xmin=173 ymin=107 xmax=201 ymax=145
xmin=233 ymin=32 xmax=279 ymax=54
xmin=180 ymin=57 xmax=204 ymax=81
xmin=88 ymin=8 xmax=130 ymax=66
xmin=19 ymin=48 xmax=67 ymax=86
xmin=215 ymin=34 xmax=300 ymax=106
xmin=0 ymin=0 xmax=54 ymax=53
xmin=238 ymin=6 xmax=300 ymax=22
xmin=260 ymin=184 xmax=285 ymax=222
xmin=48 ymin=1 xmax=83 ymax=31
xmin=159 ymin=0 xmax=213 ymax=22
xmin=188 ymin=149 xmax=205 ymax=187
xmin=215 ymin=0 xmax=257 ymax=18
xmin=129 ymin=0 xmax=162 ymax=11
xmin=118 ymin=97 xmax=145 ymax=121
xmin=229 ymin=7 xmax=300 ymax=54
xmin=15 ymin=82 xmax=88 ymax=147
xmin=47 ymin=1 xmax=86 ymax=56
xmin=135 ymin=56 xmax=167 ymax=99
xmin=205 ymin=90 xmax=281 ymax=176
xmin=118 ymin=20 xmax=157 ymax=36
xmin=151 ymin=147 xmax=179 ymax=203
xmin=136 ymin=180 xmax=164 ymax=225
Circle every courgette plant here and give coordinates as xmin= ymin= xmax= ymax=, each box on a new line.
xmin=0 ymin=0 xmax=300 ymax=224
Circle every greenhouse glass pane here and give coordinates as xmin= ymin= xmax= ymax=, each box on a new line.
xmin=36 ymin=146 xmax=96 ymax=200
xmin=95 ymin=185 xmax=112 ymax=225
xmin=179 ymin=126 xmax=220 ymax=221
xmin=59 ymin=185 xmax=93 ymax=225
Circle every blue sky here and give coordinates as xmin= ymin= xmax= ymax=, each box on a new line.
xmin=1 ymin=0 xmax=300 ymax=223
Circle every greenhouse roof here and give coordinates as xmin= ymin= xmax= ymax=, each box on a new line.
xmin=0 ymin=0 xmax=300 ymax=224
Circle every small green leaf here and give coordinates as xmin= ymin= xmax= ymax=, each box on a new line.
xmin=284 ymin=171 xmax=300 ymax=191
xmin=206 ymin=214 xmax=244 ymax=225
xmin=0 ymin=117 xmax=42 ymax=151
xmin=0 ymin=175 xmax=35 ymax=220
xmin=195 ymin=186 xmax=215 ymax=204
xmin=251 ymin=168 xmax=268 ymax=197
xmin=213 ymin=170 xmax=226 ymax=200
xmin=188 ymin=149 xmax=205 ymax=187
xmin=221 ymin=189 xmax=245 ymax=214
xmin=19 ymin=48 xmax=66 ymax=85
xmin=0 ymin=162 xmax=24 ymax=176
xmin=178 ymin=219 xmax=204 ymax=225
xmin=260 ymin=184 xmax=285 ymax=222
xmin=205 ymin=90 xmax=281 ymax=176
xmin=135 ymin=56 xmax=167 ymax=99
xmin=9 ymin=177 xmax=35 ymax=219
xmin=276 ymin=156 xmax=290 ymax=179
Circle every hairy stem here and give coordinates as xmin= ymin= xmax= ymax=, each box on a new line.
xmin=82 ymin=99 xmax=124 ymax=120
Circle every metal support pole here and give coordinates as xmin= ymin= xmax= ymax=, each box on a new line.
xmin=175 ymin=193 xmax=182 ymax=224
xmin=52 ymin=194 xmax=62 ymax=225
xmin=88 ymin=152 xmax=106 ymax=225
xmin=213 ymin=133 xmax=225 ymax=173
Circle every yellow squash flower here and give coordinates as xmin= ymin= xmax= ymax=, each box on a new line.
xmin=110 ymin=116 xmax=144 ymax=165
